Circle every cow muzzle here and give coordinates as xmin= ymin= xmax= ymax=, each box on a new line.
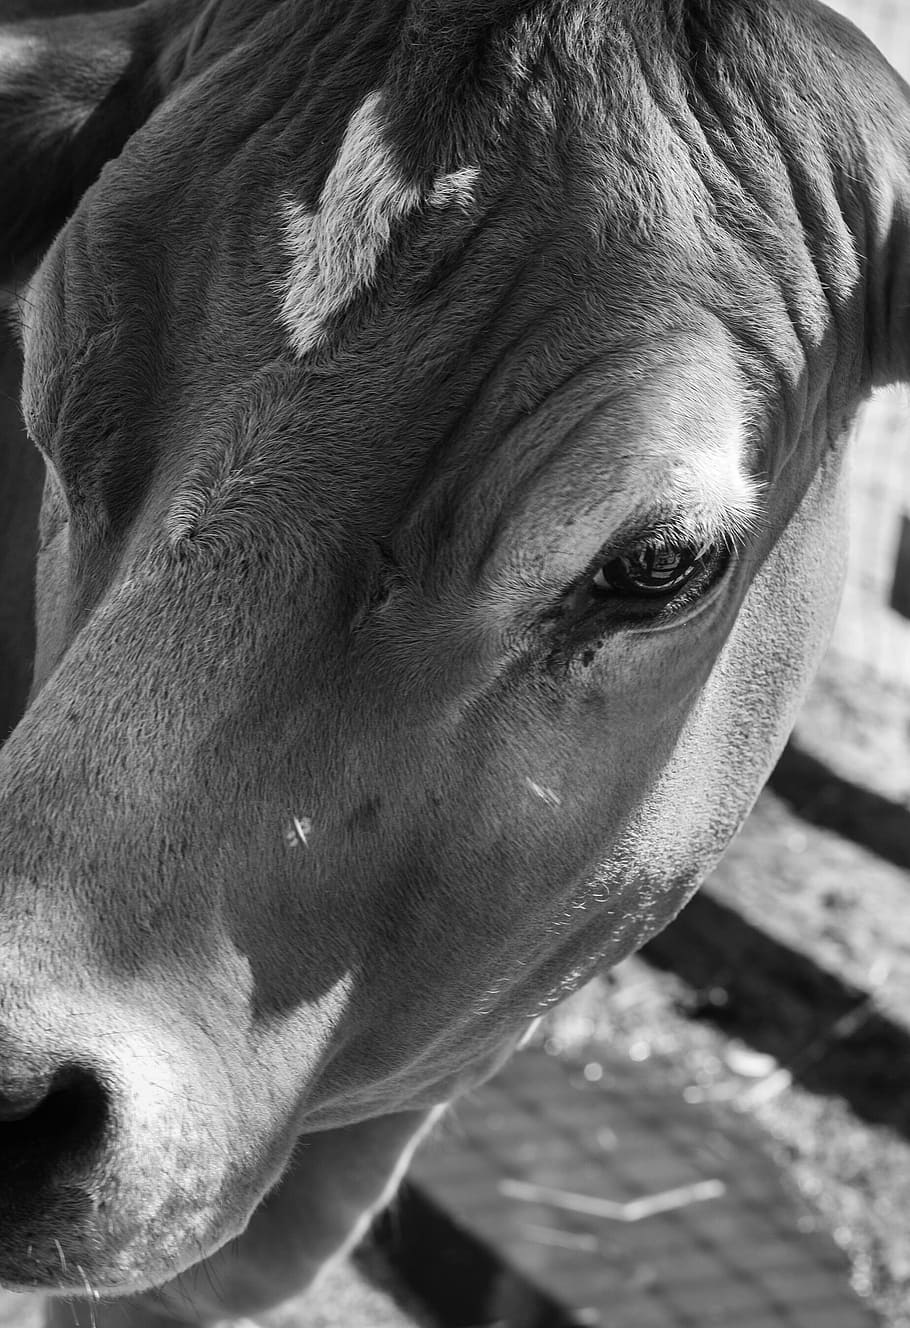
xmin=0 ymin=1021 xmax=116 ymax=1290
xmin=0 ymin=995 xmax=249 ymax=1297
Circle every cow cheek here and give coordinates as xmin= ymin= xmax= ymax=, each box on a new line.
xmin=622 ymin=440 xmax=849 ymax=907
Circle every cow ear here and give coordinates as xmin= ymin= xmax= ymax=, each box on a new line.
xmin=0 ymin=4 xmax=180 ymax=283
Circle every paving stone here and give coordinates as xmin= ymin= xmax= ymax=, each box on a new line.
xmin=409 ymin=1045 xmax=879 ymax=1328
xmin=643 ymin=1248 xmax=753 ymax=1286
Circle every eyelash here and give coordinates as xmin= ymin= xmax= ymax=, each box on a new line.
xmin=589 ymin=540 xmax=714 ymax=600
xmin=548 ymin=536 xmax=732 ymax=646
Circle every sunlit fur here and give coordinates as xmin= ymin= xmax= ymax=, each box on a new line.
xmin=0 ymin=0 xmax=909 ymax=1323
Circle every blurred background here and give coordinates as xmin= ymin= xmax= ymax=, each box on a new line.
xmin=810 ymin=0 xmax=910 ymax=710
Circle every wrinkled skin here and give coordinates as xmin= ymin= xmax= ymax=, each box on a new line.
xmin=0 ymin=0 xmax=908 ymax=1323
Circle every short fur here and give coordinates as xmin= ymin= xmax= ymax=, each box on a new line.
xmin=0 ymin=0 xmax=908 ymax=1323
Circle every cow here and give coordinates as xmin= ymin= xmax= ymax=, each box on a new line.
xmin=0 ymin=0 xmax=907 ymax=1322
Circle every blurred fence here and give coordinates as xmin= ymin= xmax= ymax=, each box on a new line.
xmin=823 ymin=0 xmax=910 ymax=694
xmin=836 ymin=394 xmax=910 ymax=692
xmin=828 ymin=0 xmax=910 ymax=55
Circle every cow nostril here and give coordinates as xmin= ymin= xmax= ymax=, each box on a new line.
xmin=0 ymin=1065 xmax=110 ymax=1176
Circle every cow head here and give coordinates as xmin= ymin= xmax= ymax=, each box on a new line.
xmin=0 ymin=0 xmax=908 ymax=1299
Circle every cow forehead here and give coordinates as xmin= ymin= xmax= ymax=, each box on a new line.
xmin=19 ymin=0 xmax=834 ymax=547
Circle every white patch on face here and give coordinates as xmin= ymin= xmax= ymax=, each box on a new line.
xmin=280 ymin=91 xmax=478 ymax=357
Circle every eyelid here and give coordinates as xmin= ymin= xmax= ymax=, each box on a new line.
xmin=578 ymin=525 xmax=699 ymax=594
xmin=593 ymin=540 xmax=713 ymax=594
xmin=542 ymin=545 xmax=732 ymax=670
xmin=610 ymin=523 xmax=720 ymax=558
xmin=604 ymin=479 xmax=763 ymax=561
xmin=3 ymin=301 xmax=25 ymax=350
xmin=587 ymin=499 xmax=756 ymax=593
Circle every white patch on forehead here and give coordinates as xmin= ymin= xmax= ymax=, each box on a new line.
xmin=280 ymin=91 xmax=478 ymax=357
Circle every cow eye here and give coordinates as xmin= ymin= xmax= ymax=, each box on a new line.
xmin=591 ymin=542 xmax=708 ymax=597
